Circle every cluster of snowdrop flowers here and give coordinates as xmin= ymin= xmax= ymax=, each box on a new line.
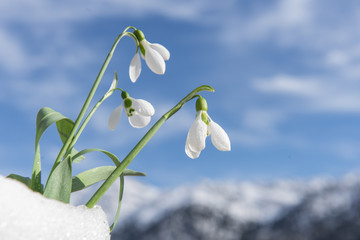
xmin=108 ymin=28 xmax=169 ymax=129
xmin=107 ymin=27 xmax=230 ymax=159
xmin=185 ymin=96 xmax=231 ymax=159
xmin=129 ymin=29 xmax=170 ymax=83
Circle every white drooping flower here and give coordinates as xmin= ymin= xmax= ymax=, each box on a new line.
xmin=185 ymin=97 xmax=231 ymax=159
xmin=108 ymin=92 xmax=155 ymax=130
xmin=129 ymin=29 xmax=170 ymax=83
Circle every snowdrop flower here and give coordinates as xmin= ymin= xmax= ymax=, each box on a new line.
xmin=129 ymin=29 xmax=170 ymax=83
xmin=108 ymin=91 xmax=155 ymax=130
xmin=185 ymin=97 xmax=231 ymax=159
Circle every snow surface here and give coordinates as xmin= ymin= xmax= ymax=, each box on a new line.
xmin=0 ymin=175 xmax=110 ymax=240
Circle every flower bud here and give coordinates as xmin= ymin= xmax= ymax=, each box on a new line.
xmin=121 ymin=91 xmax=130 ymax=99
xmin=196 ymin=96 xmax=208 ymax=112
xmin=134 ymin=29 xmax=145 ymax=42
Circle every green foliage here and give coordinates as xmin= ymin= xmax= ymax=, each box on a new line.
xmin=72 ymin=166 xmax=145 ymax=192
xmin=56 ymin=119 xmax=85 ymax=162
xmin=72 ymin=148 xmax=121 ymax=165
xmin=31 ymin=107 xmax=71 ymax=193
xmin=7 ymin=174 xmax=31 ymax=187
xmin=110 ymin=175 xmax=125 ymax=232
xmin=44 ymin=156 xmax=72 ymax=203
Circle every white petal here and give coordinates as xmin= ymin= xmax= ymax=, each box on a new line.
xmin=131 ymin=98 xmax=155 ymax=116
xmin=185 ymin=134 xmax=201 ymax=159
xmin=129 ymin=52 xmax=142 ymax=83
xmin=108 ymin=104 xmax=123 ymax=131
xmin=128 ymin=113 xmax=151 ymax=128
xmin=141 ymin=40 xmax=166 ymax=75
xmin=209 ymin=120 xmax=231 ymax=151
xmin=149 ymin=43 xmax=170 ymax=60
xmin=187 ymin=112 xmax=208 ymax=152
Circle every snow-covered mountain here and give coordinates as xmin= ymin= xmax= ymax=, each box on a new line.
xmin=72 ymin=173 xmax=360 ymax=240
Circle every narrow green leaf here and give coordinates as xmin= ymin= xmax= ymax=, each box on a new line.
xmin=122 ymin=169 xmax=146 ymax=177
xmin=7 ymin=174 xmax=31 ymax=187
xmin=72 ymin=166 xmax=115 ymax=192
xmin=56 ymin=118 xmax=85 ymax=162
xmin=56 ymin=118 xmax=74 ymax=143
xmin=31 ymin=107 xmax=70 ymax=193
xmin=110 ymin=175 xmax=124 ymax=232
xmin=44 ymin=156 xmax=72 ymax=203
xmin=72 ymin=166 xmax=145 ymax=192
xmin=72 ymin=148 xmax=121 ymax=166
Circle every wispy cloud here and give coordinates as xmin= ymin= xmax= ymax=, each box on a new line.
xmin=253 ymin=74 xmax=360 ymax=113
xmin=0 ymin=0 xmax=222 ymax=24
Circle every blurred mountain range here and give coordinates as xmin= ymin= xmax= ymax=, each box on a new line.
xmin=73 ymin=173 xmax=360 ymax=240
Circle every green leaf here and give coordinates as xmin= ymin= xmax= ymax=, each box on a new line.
xmin=7 ymin=174 xmax=32 ymax=187
xmin=44 ymin=156 xmax=72 ymax=203
xmin=56 ymin=118 xmax=85 ymax=162
xmin=110 ymin=175 xmax=124 ymax=232
xmin=122 ymin=169 xmax=146 ymax=176
xmin=72 ymin=166 xmax=115 ymax=192
xmin=31 ymin=107 xmax=71 ymax=193
xmin=72 ymin=166 xmax=145 ymax=192
xmin=72 ymin=148 xmax=121 ymax=165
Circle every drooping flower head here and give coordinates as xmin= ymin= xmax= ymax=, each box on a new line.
xmin=108 ymin=91 xmax=155 ymax=130
xmin=185 ymin=96 xmax=231 ymax=159
xmin=129 ymin=29 xmax=170 ymax=83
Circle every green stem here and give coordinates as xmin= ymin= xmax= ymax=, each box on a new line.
xmin=49 ymin=30 xmax=137 ymax=178
xmin=68 ymin=98 xmax=104 ymax=152
xmin=86 ymin=85 xmax=214 ymax=208
xmin=68 ymin=88 xmax=124 ymax=152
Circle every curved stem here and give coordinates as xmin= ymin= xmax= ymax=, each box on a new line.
xmin=49 ymin=30 xmax=136 ymax=177
xmin=68 ymin=87 xmax=125 ymax=152
xmin=86 ymin=85 xmax=214 ymax=208
xmin=68 ymin=97 xmax=105 ymax=151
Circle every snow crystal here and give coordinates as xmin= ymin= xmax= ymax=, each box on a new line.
xmin=0 ymin=175 xmax=110 ymax=240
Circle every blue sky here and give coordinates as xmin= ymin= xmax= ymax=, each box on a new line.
xmin=1 ymin=0 xmax=360 ymax=188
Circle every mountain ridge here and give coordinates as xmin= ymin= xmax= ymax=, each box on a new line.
xmin=73 ymin=172 xmax=360 ymax=239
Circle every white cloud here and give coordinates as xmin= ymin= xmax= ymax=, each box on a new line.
xmin=219 ymin=0 xmax=313 ymax=47
xmin=254 ymin=75 xmax=321 ymax=97
xmin=226 ymin=109 xmax=284 ymax=147
xmin=242 ymin=109 xmax=284 ymax=132
xmin=0 ymin=29 xmax=28 ymax=72
xmin=0 ymin=0 xmax=220 ymax=24
xmin=253 ymin=74 xmax=360 ymax=113
xmin=0 ymin=76 xmax=81 ymax=116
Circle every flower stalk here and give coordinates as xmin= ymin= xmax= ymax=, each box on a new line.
xmin=47 ymin=30 xmax=137 ymax=179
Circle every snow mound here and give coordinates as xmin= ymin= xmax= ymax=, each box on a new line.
xmin=0 ymin=175 xmax=110 ymax=240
